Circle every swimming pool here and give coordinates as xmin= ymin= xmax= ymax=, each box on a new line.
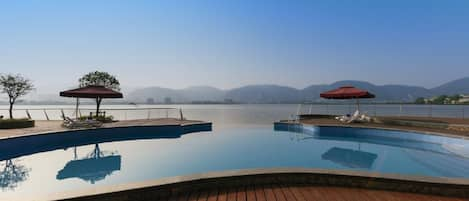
xmin=1 ymin=124 xmax=469 ymax=200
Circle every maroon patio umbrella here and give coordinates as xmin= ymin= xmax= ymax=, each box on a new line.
xmin=60 ymin=85 xmax=123 ymax=118
xmin=320 ymin=86 xmax=375 ymax=111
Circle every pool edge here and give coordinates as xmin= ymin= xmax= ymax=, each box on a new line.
xmin=25 ymin=168 xmax=469 ymax=201
xmin=274 ymin=121 xmax=469 ymax=140
xmin=0 ymin=121 xmax=213 ymax=141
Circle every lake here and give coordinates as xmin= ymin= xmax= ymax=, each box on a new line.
xmin=0 ymin=104 xmax=468 ymax=127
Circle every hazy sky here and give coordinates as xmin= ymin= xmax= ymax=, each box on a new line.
xmin=1 ymin=0 xmax=469 ymax=94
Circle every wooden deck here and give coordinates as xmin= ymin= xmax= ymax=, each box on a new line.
xmin=168 ymin=185 xmax=467 ymax=201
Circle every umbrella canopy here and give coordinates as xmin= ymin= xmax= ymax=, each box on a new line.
xmin=320 ymin=86 xmax=375 ymax=113
xmin=320 ymin=86 xmax=375 ymax=99
xmin=60 ymin=85 xmax=123 ymax=118
xmin=60 ymin=85 xmax=123 ymax=99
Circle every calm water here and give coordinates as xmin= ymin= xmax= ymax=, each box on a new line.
xmin=1 ymin=104 xmax=468 ymax=124
xmin=1 ymin=104 xmax=469 ymax=200
xmin=1 ymin=124 xmax=469 ymax=200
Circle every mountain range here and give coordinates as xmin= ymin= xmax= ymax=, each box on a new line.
xmin=127 ymin=77 xmax=469 ymax=103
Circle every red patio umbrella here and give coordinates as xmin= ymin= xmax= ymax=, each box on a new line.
xmin=60 ymin=85 xmax=123 ymax=118
xmin=320 ymin=86 xmax=375 ymax=112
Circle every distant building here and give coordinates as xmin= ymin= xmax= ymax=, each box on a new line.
xmin=459 ymin=94 xmax=469 ymax=103
xmin=224 ymin=98 xmax=234 ymax=104
xmin=164 ymin=97 xmax=173 ymax=104
xmin=444 ymin=98 xmax=451 ymax=104
xmin=146 ymin=98 xmax=155 ymax=104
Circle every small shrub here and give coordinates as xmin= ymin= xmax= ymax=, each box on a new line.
xmin=0 ymin=119 xmax=35 ymax=129
xmin=78 ymin=115 xmax=114 ymax=123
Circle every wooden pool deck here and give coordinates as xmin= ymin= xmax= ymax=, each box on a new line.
xmin=167 ymin=185 xmax=467 ymax=201
xmin=50 ymin=168 xmax=469 ymax=201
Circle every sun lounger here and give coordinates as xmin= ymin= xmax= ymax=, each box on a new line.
xmin=335 ymin=110 xmax=371 ymax=123
xmin=335 ymin=110 xmax=359 ymax=122
xmin=346 ymin=111 xmax=361 ymax=123
xmin=63 ymin=117 xmax=102 ymax=129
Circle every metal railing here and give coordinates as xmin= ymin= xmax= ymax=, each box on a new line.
xmin=0 ymin=107 xmax=184 ymax=121
xmin=297 ymin=103 xmax=468 ymax=119
xmin=1 ymin=104 xmax=468 ymax=121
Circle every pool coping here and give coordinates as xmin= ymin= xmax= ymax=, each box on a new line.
xmin=22 ymin=168 xmax=469 ymax=201
xmin=0 ymin=121 xmax=212 ymax=142
xmin=275 ymin=121 xmax=469 ymax=141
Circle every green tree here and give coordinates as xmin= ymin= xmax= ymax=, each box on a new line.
xmin=432 ymin=95 xmax=448 ymax=104
xmin=449 ymin=94 xmax=462 ymax=102
xmin=79 ymin=71 xmax=120 ymax=117
xmin=0 ymin=74 xmax=34 ymax=119
xmin=415 ymin=97 xmax=426 ymax=104
xmin=79 ymin=71 xmax=120 ymax=90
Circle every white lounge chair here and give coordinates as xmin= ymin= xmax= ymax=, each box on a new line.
xmin=335 ymin=110 xmax=360 ymax=123
xmin=62 ymin=117 xmax=102 ymax=129
xmin=346 ymin=110 xmax=361 ymax=123
xmin=335 ymin=110 xmax=371 ymax=123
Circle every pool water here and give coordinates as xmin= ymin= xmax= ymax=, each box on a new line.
xmin=1 ymin=125 xmax=469 ymax=199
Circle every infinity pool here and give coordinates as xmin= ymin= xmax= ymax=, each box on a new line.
xmin=1 ymin=124 xmax=469 ymax=200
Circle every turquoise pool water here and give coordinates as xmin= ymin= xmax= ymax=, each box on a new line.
xmin=1 ymin=125 xmax=469 ymax=199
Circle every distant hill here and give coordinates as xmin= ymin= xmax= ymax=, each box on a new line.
xmin=129 ymin=87 xmax=185 ymax=102
xmin=120 ymin=77 xmax=469 ymax=103
xmin=431 ymin=77 xmax=469 ymax=95
xmin=128 ymin=86 xmax=225 ymax=103
xmin=180 ymin=86 xmax=225 ymax=101
xmin=225 ymin=85 xmax=302 ymax=103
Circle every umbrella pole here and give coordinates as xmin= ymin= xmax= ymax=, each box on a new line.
xmin=356 ymin=98 xmax=360 ymax=113
xmin=95 ymin=97 xmax=102 ymax=118
xmin=73 ymin=147 xmax=77 ymax=160
xmin=75 ymin=98 xmax=80 ymax=119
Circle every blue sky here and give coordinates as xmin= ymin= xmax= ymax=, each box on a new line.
xmin=1 ymin=0 xmax=469 ymax=93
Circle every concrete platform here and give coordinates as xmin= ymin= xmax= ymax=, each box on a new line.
xmin=0 ymin=118 xmax=209 ymax=139
xmin=283 ymin=115 xmax=469 ymax=139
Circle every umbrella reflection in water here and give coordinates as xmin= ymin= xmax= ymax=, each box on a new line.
xmin=274 ymin=124 xmax=378 ymax=169
xmin=322 ymin=147 xmax=377 ymax=169
xmin=56 ymin=144 xmax=121 ymax=184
